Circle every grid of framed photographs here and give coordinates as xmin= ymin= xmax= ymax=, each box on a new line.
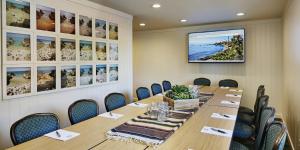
xmin=2 ymin=0 xmax=119 ymax=99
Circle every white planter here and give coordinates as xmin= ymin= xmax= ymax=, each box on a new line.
xmin=163 ymin=96 xmax=199 ymax=110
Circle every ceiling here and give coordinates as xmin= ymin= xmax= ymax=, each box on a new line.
xmin=90 ymin=0 xmax=287 ymax=31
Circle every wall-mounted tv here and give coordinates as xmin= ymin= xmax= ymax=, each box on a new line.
xmin=188 ymin=29 xmax=245 ymax=63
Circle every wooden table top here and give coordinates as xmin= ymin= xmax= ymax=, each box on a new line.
xmin=7 ymin=86 xmax=242 ymax=150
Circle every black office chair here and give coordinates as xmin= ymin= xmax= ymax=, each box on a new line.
xmin=194 ymin=78 xmax=211 ymax=86
xmin=136 ymin=87 xmax=151 ymax=100
xmin=219 ymin=79 xmax=238 ymax=88
xmin=68 ymin=99 xmax=99 ymax=125
xmin=151 ymin=83 xmax=163 ymax=95
xmin=105 ymin=93 xmax=127 ymax=111
xmin=162 ymin=80 xmax=172 ymax=92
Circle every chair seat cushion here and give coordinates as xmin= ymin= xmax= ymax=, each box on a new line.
xmin=237 ymin=113 xmax=255 ymax=125
xmin=238 ymin=106 xmax=255 ymax=115
xmin=233 ymin=122 xmax=254 ymax=139
xmin=230 ymin=141 xmax=249 ymax=150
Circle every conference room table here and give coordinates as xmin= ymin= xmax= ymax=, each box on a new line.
xmin=8 ymin=86 xmax=243 ymax=150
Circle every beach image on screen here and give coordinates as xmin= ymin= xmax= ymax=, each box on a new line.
xmin=79 ymin=15 xmax=92 ymax=36
xmin=80 ymin=40 xmax=93 ymax=61
xmin=37 ymin=66 xmax=56 ymax=92
xmin=109 ymin=43 xmax=118 ymax=61
xmin=37 ymin=36 xmax=56 ymax=61
xmin=61 ymin=38 xmax=76 ymax=61
xmin=60 ymin=10 xmax=75 ymax=34
xmin=96 ymin=42 xmax=106 ymax=61
xmin=6 ymin=0 xmax=30 ymax=28
xmin=95 ymin=19 xmax=106 ymax=38
xmin=36 ymin=5 xmax=55 ymax=32
xmin=96 ymin=64 xmax=107 ymax=83
xmin=80 ymin=65 xmax=93 ymax=85
xmin=61 ymin=65 xmax=76 ymax=88
xmin=6 ymin=32 xmax=31 ymax=61
xmin=109 ymin=64 xmax=118 ymax=82
xmin=6 ymin=67 xmax=31 ymax=96
xmin=188 ymin=29 xmax=244 ymax=62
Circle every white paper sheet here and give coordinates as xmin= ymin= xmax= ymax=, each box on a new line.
xmin=201 ymin=126 xmax=233 ymax=138
xmin=221 ymin=100 xmax=240 ymax=105
xmin=211 ymin=113 xmax=236 ymax=121
xmin=128 ymin=102 xmax=148 ymax=108
xmin=44 ymin=129 xmax=80 ymax=141
xmin=220 ymin=86 xmax=230 ymax=89
xmin=225 ymin=94 xmax=242 ymax=98
xmin=99 ymin=112 xmax=124 ymax=120
xmin=229 ymin=89 xmax=243 ymax=92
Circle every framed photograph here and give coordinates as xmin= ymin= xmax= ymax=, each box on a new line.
xmin=61 ymin=38 xmax=76 ymax=61
xmin=61 ymin=65 xmax=76 ymax=89
xmin=36 ymin=5 xmax=55 ymax=32
xmin=109 ymin=64 xmax=118 ymax=82
xmin=95 ymin=19 xmax=106 ymax=38
xmin=109 ymin=43 xmax=118 ymax=61
xmin=37 ymin=36 xmax=56 ymax=61
xmin=109 ymin=22 xmax=118 ymax=40
xmin=80 ymin=65 xmax=93 ymax=86
xmin=37 ymin=66 xmax=56 ymax=92
xmin=6 ymin=0 xmax=30 ymax=28
xmin=96 ymin=42 xmax=106 ymax=61
xmin=6 ymin=32 xmax=31 ymax=61
xmin=80 ymin=40 xmax=93 ymax=61
xmin=6 ymin=67 xmax=31 ymax=96
xmin=96 ymin=64 xmax=107 ymax=83
xmin=60 ymin=10 xmax=75 ymax=34
xmin=79 ymin=15 xmax=92 ymax=36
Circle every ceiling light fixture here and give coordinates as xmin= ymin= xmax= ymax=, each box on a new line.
xmin=180 ymin=19 xmax=187 ymax=23
xmin=236 ymin=12 xmax=245 ymax=16
xmin=152 ymin=3 xmax=161 ymax=8
xmin=139 ymin=23 xmax=146 ymax=27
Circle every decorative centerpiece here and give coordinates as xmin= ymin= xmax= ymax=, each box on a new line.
xmin=164 ymin=85 xmax=200 ymax=110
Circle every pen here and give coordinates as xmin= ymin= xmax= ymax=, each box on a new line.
xmin=56 ymin=131 xmax=61 ymax=137
xmin=211 ymin=128 xmax=226 ymax=134
xmin=109 ymin=111 xmax=113 ymax=116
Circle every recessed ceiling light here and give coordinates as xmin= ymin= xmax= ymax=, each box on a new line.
xmin=152 ymin=3 xmax=161 ymax=8
xmin=236 ymin=12 xmax=245 ymax=16
xmin=139 ymin=23 xmax=146 ymax=27
xmin=180 ymin=19 xmax=187 ymax=23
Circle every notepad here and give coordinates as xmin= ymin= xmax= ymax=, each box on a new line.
xmin=201 ymin=126 xmax=233 ymax=138
xmin=229 ymin=89 xmax=243 ymax=92
xmin=99 ymin=112 xmax=124 ymax=119
xmin=220 ymin=86 xmax=230 ymax=89
xmin=211 ymin=113 xmax=236 ymax=121
xmin=128 ymin=102 xmax=148 ymax=108
xmin=225 ymin=94 xmax=242 ymax=98
xmin=44 ymin=129 xmax=80 ymax=141
xmin=221 ymin=100 xmax=240 ymax=105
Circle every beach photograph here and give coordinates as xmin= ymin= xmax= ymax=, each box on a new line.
xmin=109 ymin=64 xmax=118 ymax=82
xmin=6 ymin=67 xmax=31 ymax=96
xmin=6 ymin=32 xmax=31 ymax=61
xmin=80 ymin=40 xmax=93 ymax=61
xmin=36 ymin=5 xmax=55 ymax=32
xmin=96 ymin=42 xmax=106 ymax=61
xmin=37 ymin=36 xmax=56 ymax=61
xmin=109 ymin=43 xmax=118 ymax=61
xmin=61 ymin=65 xmax=76 ymax=88
xmin=96 ymin=64 xmax=107 ymax=83
xmin=6 ymin=0 xmax=30 ymax=28
xmin=37 ymin=66 xmax=56 ymax=92
xmin=61 ymin=38 xmax=76 ymax=61
xmin=79 ymin=15 xmax=92 ymax=36
xmin=60 ymin=10 xmax=75 ymax=34
xmin=95 ymin=19 xmax=106 ymax=38
xmin=80 ymin=65 xmax=93 ymax=85
xmin=188 ymin=29 xmax=244 ymax=62
xmin=109 ymin=22 xmax=118 ymax=40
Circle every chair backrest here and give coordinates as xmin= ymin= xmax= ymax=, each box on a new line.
xmin=151 ymin=83 xmax=163 ymax=95
xmin=194 ymin=78 xmax=211 ymax=86
xmin=10 ymin=113 xmax=60 ymax=145
xmin=255 ymin=107 xmax=275 ymax=150
xmin=68 ymin=99 xmax=99 ymax=125
xmin=255 ymin=95 xmax=270 ymax=134
xmin=136 ymin=87 xmax=151 ymax=100
xmin=219 ymin=79 xmax=238 ymax=88
xmin=253 ymin=85 xmax=265 ymax=113
xmin=262 ymin=121 xmax=287 ymax=150
xmin=105 ymin=93 xmax=126 ymax=111
xmin=162 ymin=80 xmax=172 ymax=92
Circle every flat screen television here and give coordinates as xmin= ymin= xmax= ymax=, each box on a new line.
xmin=188 ymin=29 xmax=245 ymax=63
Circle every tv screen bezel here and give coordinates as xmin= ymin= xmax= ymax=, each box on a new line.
xmin=188 ymin=28 xmax=245 ymax=63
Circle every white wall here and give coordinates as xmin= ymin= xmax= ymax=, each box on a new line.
xmin=283 ymin=0 xmax=300 ymax=148
xmin=134 ymin=19 xmax=285 ymax=118
xmin=0 ymin=0 xmax=133 ymax=149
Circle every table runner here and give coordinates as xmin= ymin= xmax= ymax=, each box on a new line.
xmin=106 ymin=108 xmax=198 ymax=146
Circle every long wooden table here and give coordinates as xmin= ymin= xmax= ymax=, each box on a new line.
xmin=7 ymin=86 xmax=243 ymax=150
